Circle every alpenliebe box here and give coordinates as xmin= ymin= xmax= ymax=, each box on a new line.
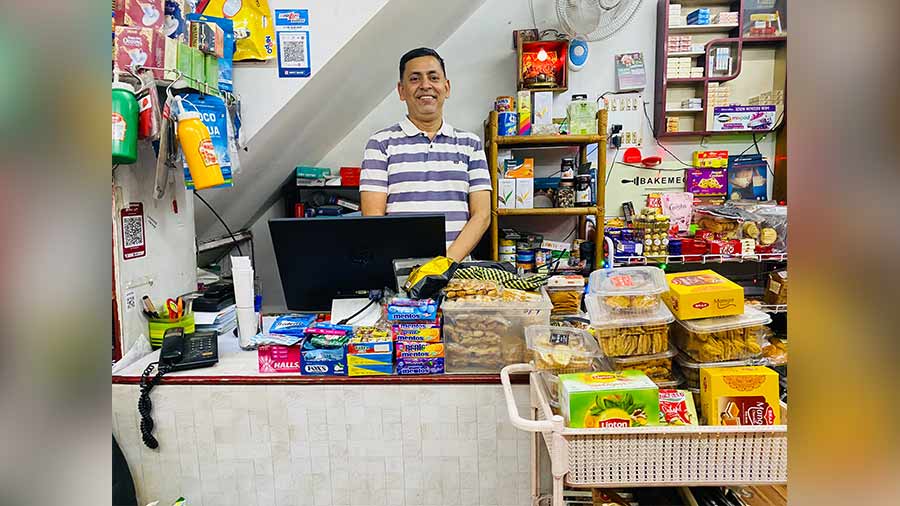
xmin=663 ymin=269 xmax=744 ymax=320
xmin=700 ymin=366 xmax=780 ymax=425
xmin=391 ymin=322 xmax=441 ymax=343
xmin=114 ymin=26 xmax=167 ymax=79
xmin=258 ymin=344 xmax=301 ymax=374
xmin=559 ymin=371 xmax=661 ymax=428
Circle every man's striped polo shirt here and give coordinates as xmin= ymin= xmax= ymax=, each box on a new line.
xmin=359 ymin=116 xmax=492 ymax=249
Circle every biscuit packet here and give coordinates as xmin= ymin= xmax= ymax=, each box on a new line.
xmin=197 ymin=0 xmax=276 ymax=61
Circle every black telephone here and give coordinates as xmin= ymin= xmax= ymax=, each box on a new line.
xmin=140 ymin=328 xmax=218 ymax=449
xmin=160 ymin=327 xmax=219 ymax=371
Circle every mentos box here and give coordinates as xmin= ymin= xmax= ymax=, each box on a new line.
xmin=258 ymin=344 xmax=301 ymax=374
xmin=395 ymin=342 xmax=445 ymax=360
xmin=391 ymin=321 xmax=441 ymax=343
xmin=396 ymin=357 xmax=445 ymax=375
xmin=386 ymin=298 xmax=438 ymax=322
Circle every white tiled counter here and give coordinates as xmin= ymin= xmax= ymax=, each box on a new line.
xmin=112 ymin=336 xmax=539 ymax=506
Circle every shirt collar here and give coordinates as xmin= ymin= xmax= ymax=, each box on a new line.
xmin=399 ymin=116 xmax=454 ymax=138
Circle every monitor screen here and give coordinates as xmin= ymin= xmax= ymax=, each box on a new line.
xmin=269 ymin=215 xmax=446 ymax=311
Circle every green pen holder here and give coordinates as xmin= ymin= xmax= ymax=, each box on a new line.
xmin=147 ymin=312 xmax=195 ymax=349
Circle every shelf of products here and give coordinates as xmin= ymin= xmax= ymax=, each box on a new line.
xmin=497 ymin=207 xmax=598 ymax=217
xmin=668 ymin=23 xmax=739 ymax=33
xmin=614 ymin=252 xmax=787 ymax=266
xmin=495 ymin=133 xmax=604 ymax=147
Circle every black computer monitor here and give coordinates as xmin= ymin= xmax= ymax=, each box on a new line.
xmin=269 ymin=215 xmax=447 ymax=311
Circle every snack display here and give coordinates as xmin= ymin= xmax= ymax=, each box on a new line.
xmin=442 ymin=278 xmax=503 ymax=301
xmin=675 ymin=353 xmax=756 ymax=390
xmin=586 ymin=297 xmax=675 ymax=357
xmin=634 ymin=209 xmax=671 ymax=257
xmin=501 ymin=288 xmax=544 ymax=303
xmin=347 ymin=331 xmax=394 ymax=377
xmin=700 ymin=366 xmax=780 ymax=425
xmin=609 ymin=345 xmax=679 ymax=382
xmin=559 ymin=371 xmax=661 ymax=428
xmin=672 ymin=306 xmax=771 ymax=362
xmin=546 ymin=275 xmax=585 ymax=315
xmin=525 ymin=325 xmax=601 ymax=375
xmin=658 ymin=389 xmax=699 ymax=425
xmin=590 ymin=266 xmax=667 ymax=314
xmin=763 ymin=270 xmax=788 ymax=305
xmin=663 ymin=269 xmax=745 ymax=320
xmin=441 ymin=288 xmax=552 ymax=372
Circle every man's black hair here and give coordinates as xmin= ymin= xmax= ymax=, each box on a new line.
xmin=399 ymin=47 xmax=446 ymax=80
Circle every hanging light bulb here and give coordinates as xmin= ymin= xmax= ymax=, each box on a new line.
xmin=537 ymin=48 xmax=548 ymax=61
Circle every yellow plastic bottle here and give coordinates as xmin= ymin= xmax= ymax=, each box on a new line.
xmin=177 ymin=111 xmax=225 ymax=189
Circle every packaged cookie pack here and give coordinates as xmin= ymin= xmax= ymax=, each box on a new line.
xmin=608 ymin=344 xmax=679 ymax=383
xmin=672 ymin=305 xmax=772 ymax=363
xmin=585 ymin=295 xmax=675 ymax=357
xmin=442 ymin=278 xmax=503 ymax=302
xmin=441 ymin=287 xmax=552 ymax=373
xmin=525 ymin=325 xmax=601 ymax=375
xmin=675 ymin=353 xmax=756 ymax=390
xmin=589 ymin=266 xmax=667 ymax=315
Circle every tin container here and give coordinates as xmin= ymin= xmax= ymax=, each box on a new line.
xmin=494 ymin=96 xmax=515 ymax=112
xmin=498 ymin=112 xmax=518 ymax=136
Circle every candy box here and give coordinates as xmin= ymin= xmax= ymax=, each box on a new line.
xmin=708 ymin=239 xmax=742 ymax=256
xmin=300 ymin=338 xmax=347 ymax=376
xmin=386 ymin=298 xmax=438 ymax=322
xmin=114 ymin=26 xmax=167 ymax=79
xmin=685 ymin=168 xmax=727 ymax=197
xmin=395 ymin=342 xmax=445 ymax=360
xmin=396 ymin=357 xmax=444 ymax=375
xmin=517 ymin=90 xmax=532 ymax=135
xmin=347 ymin=336 xmax=393 ymax=376
xmin=123 ymin=0 xmax=164 ymax=30
xmin=391 ymin=322 xmax=441 ymax=343
xmin=700 ymin=366 xmax=780 ymax=425
xmin=559 ymin=371 xmax=661 ymax=428
xmin=258 ymin=344 xmax=301 ymax=373
xmin=663 ymin=269 xmax=744 ymax=320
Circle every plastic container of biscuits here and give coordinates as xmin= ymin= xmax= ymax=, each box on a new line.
xmin=608 ymin=344 xmax=679 ymax=382
xmin=672 ymin=305 xmax=772 ymax=363
xmin=585 ymin=295 xmax=675 ymax=357
xmin=441 ymin=287 xmax=553 ymax=373
xmin=589 ymin=266 xmax=667 ymax=314
xmin=525 ymin=325 xmax=602 ymax=375
xmin=674 ymin=353 xmax=756 ymax=389
xmin=442 ymin=278 xmax=503 ymax=302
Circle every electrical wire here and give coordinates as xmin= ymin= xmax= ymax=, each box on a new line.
xmin=139 ymin=362 xmax=169 ymax=449
xmin=605 ymin=147 xmax=621 ymax=185
xmin=193 ymin=190 xmax=244 ymax=256
xmin=336 ymin=298 xmax=378 ymax=326
xmin=640 ymin=100 xmax=695 ymax=167
xmin=529 ymin=0 xmax=538 ymax=30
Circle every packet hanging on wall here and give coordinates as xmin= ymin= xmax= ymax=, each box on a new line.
xmin=180 ymin=93 xmax=233 ymax=189
xmin=196 ymin=0 xmax=275 ymax=61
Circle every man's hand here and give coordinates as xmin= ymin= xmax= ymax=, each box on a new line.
xmin=361 ymin=191 xmax=387 ymax=216
xmin=446 ymin=190 xmax=491 ymax=262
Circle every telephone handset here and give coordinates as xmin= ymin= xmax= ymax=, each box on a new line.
xmin=160 ymin=328 xmax=219 ymax=371
xmin=140 ymin=328 xmax=219 ymax=448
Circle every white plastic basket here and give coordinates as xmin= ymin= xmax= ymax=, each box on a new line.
xmin=500 ymin=363 xmax=787 ymax=506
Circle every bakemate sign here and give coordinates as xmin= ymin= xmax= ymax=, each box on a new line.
xmin=605 ymin=161 xmax=686 ymax=217
xmin=275 ymin=9 xmax=311 ymax=78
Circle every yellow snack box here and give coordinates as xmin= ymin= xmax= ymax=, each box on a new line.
xmin=662 ymin=269 xmax=744 ymax=320
xmin=700 ymin=366 xmax=780 ymax=426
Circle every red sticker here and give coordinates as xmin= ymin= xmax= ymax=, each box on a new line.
xmin=120 ymin=202 xmax=146 ymax=260
xmin=608 ymin=275 xmax=634 ymax=288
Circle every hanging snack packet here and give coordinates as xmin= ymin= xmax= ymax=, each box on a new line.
xmin=180 ymin=93 xmax=233 ymax=188
xmin=658 ymin=389 xmax=698 ymax=425
xmin=196 ymin=0 xmax=276 ymax=61
xmin=403 ymin=256 xmax=458 ymax=300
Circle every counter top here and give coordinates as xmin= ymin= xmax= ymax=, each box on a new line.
xmin=111 ymin=334 xmax=527 ymax=385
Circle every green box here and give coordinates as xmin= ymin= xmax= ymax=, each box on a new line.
xmin=176 ymin=43 xmax=193 ymax=80
xmin=559 ymin=371 xmax=661 ymax=428
xmin=204 ymin=54 xmax=219 ymax=91
xmin=295 ymin=166 xmax=332 ymax=179
xmin=191 ymin=47 xmax=205 ymax=87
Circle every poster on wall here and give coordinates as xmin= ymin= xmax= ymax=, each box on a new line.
xmin=614 ymin=52 xmax=646 ymax=91
xmin=605 ymin=161 xmax=685 ymax=217
xmin=275 ymin=9 xmax=311 ymax=78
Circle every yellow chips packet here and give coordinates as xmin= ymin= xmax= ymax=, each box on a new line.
xmin=404 ymin=256 xmax=458 ymax=300
xmin=198 ymin=0 xmax=276 ymax=61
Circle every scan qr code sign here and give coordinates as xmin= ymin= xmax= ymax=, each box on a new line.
xmin=275 ymin=9 xmax=310 ymax=78
xmin=120 ymin=202 xmax=146 ymax=260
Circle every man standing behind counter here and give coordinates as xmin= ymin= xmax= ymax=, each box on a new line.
xmin=360 ymin=48 xmax=492 ymax=261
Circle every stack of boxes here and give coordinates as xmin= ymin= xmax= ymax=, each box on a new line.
xmin=710 ymin=47 xmax=732 ymax=76
xmin=748 ymin=90 xmax=785 ymax=107
xmin=347 ymin=326 xmax=394 ymax=376
xmin=707 ymin=83 xmax=732 ymax=108
xmin=687 ymin=8 xmax=711 ymax=26
xmin=388 ymin=298 xmax=445 ymax=375
xmin=666 ymin=57 xmax=692 ymax=79
xmin=499 ymin=157 xmax=534 ymax=209
xmin=714 ymin=11 xmax=739 ymax=25
xmin=681 ymin=98 xmax=703 ymax=111
xmin=667 ymin=35 xmax=692 ymax=53
xmin=666 ymin=117 xmax=680 ymax=133
xmin=668 ymin=3 xmax=686 ymax=27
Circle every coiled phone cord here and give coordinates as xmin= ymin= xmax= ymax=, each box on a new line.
xmin=138 ymin=362 xmax=170 ymax=449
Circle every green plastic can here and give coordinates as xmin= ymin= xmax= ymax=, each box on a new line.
xmin=112 ymin=82 xmax=138 ymax=164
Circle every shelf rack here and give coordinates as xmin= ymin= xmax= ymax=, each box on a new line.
xmin=613 ymin=252 xmax=787 ymax=266
xmin=483 ymin=110 xmax=608 ymax=267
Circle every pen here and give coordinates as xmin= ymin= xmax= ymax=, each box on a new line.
xmin=142 ymin=296 xmax=160 ymax=318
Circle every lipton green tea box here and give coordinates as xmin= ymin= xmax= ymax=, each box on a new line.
xmin=559 ymin=371 xmax=661 ymax=428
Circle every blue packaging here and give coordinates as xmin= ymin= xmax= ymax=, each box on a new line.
xmin=687 ymin=8 xmax=711 ymax=25
xmin=498 ymin=112 xmax=518 ymax=136
xmin=186 ymin=13 xmax=234 ymax=92
xmin=300 ymin=338 xmax=347 ymax=376
xmin=181 ymin=93 xmax=233 ymax=188
xmin=396 ymin=357 xmax=445 ymax=375
xmin=386 ymin=298 xmax=438 ymax=322
xmin=267 ymin=314 xmax=317 ymax=337
xmin=164 ymin=1 xmax=188 ymax=41
xmin=667 ymin=238 xmax=683 ymax=256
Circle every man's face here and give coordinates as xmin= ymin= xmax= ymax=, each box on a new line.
xmin=398 ymin=56 xmax=450 ymax=121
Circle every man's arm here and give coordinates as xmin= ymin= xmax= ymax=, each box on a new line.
xmin=446 ymin=190 xmax=491 ymax=262
xmin=359 ymin=135 xmax=389 ymax=215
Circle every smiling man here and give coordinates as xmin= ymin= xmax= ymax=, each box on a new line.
xmin=359 ymin=47 xmax=492 ymax=262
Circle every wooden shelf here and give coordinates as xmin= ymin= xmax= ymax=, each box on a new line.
xmin=669 ymin=50 xmax=706 ymax=56
xmin=668 ymin=23 xmax=739 ymax=33
xmin=659 ymin=128 xmax=780 ymax=137
xmin=665 ymin=108 xmax=704 ymax=113
xmin=498 ymin=207 xmax=598 ymax=217
xmin=667 ymin=78 xmax=706 ymax=83
xmin=495 ymin=133 xmax=604 ymax=147
xmin=742 ymin=35 xmax=787 ymax=44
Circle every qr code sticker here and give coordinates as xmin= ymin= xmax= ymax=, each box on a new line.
xmin=123 ymin=216 xmax=144 ymax=248
xmin=280 ymin=32 xmax=308 ymax=68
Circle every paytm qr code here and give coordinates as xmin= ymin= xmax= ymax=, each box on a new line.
xmin=123 ymin=216 xmax=144 ymax=248
xmin=280 ymin=32 xmax=308 ymax=67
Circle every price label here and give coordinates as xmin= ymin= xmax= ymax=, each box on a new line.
xmin=549 ymin=332 xmax=569 ymax=346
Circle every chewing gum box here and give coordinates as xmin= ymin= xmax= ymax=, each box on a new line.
xmin=391 ymin=322 xmax=442 ymax=343
xmin=114 ymin=26 xmax=167 ymax=79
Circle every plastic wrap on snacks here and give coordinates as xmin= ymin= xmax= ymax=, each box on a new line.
xmin=197 ymin=0 xmax=276 ymax=61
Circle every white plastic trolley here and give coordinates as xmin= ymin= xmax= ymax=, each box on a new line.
xmin=500 ymin=363 xmax=787 ymax=506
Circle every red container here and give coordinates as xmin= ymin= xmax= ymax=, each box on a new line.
xmin=294 ymin=203 xmax=305 ymax=218
xmin=708 ymin=240 xmax=742 ymax=256
xmin=340 ymin=167 xmax=361 ymax=187
xmin=680 ymin=238 xmax=709 ymax=262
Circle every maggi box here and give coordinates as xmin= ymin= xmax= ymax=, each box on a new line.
xmin=663 ymin=269 xmax=744 ymax=320
xmin=700 ymin=366 xmax=780 ymax=425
